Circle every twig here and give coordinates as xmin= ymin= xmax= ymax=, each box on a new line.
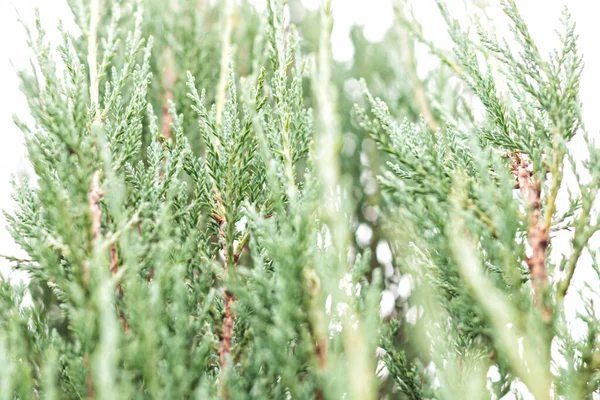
xmin=307 ymin=270 xmax=328 ymax=372
xmin=215 ymin=212 xmax=273 ymax=367
xmin=219 ymin=290 xmax=235 ymax=365
xmin=214 ymin=210 xmax=241 ymax=369
xmin=0 ymin=254 xmax=33 ymax=263
xmin=109 ymin=244 xmax=119 ymax=282
xmin=88 ymin=173 xmax=130 ymax=332
xmin=214 ymin=208 xmax=245 ymax=400
xmin=557 ymin=224 xmax=598 ymax=300
xmin=110 ymin=242 xmax=129 ymax=332
xmin=509 ymin=153 xmax=550 ymax=321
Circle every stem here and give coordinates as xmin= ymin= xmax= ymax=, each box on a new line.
xmin=216 ymin=208 xmax=248 ymax=396
xmin=220 ymin=215 xmax=236 ymax=366
xmin=544 ymin=150 xmax=564 ymax=230
xmin=88 ymin=175 xmax=130 ymax=334
xmin=509 ymin=153 xmax=555 ymax=398
xmin=557 ymin=224 xmax=597 ymax=301
xmin=0 ymin=254 xmax=33 ymax=263
xmin=510 ymin=154 xmax=550 ymax=321
xmin=110 ymin=242 xmax=129 ymax=332
xmin=233 ymin=231 xmax=250 ymax=264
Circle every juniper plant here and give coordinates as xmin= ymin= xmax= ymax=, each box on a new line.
xmin=1 ymin=0 xmax=599 ymax=399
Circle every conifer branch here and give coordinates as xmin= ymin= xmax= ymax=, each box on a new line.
xmin=0 ymin=254 xmax=33 ymax=264
xmin=6 ymin=0 xmax=596 ymax=398
xmin=557 ymin=222 xmax=599 ymax=300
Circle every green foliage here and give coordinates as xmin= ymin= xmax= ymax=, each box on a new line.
xmin=2 ymin=0 xmax=600 ymax=399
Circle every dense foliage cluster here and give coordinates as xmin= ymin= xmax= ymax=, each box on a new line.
xmin=2 ymin=0 xmax=600 ymax=398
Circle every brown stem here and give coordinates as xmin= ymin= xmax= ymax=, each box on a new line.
xmin=214 ymin=210 xmax=239 ymax=368
xmin=217 ymin=217 xmax=268 ymax=366
xmin=214 ymin=208 xmax=239 ymax=399
xmin=88 ymin=173 xmax=129 ymax=332
xmin=304 ymin=268 xmax=328 ymax=399
xmin=219 ymin=290 xmax=235 ymax=367
xmin=0 ymin=254 xmax=33 ymax=263
xmin=314 ymin=330 xmax=328 ymax=370
xmin=510 ymin=153 xmax=550 ymax=321
xmin=110 ymin=242 xmax=129 ymax=333
xmin=306 ymin=272 xmax=328 ymax=370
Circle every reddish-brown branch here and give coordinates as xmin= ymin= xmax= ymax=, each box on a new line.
xmin=109 ymin=243 xmax=119 ymax=276
xmin=315 ymin=339 xmax=327 ymax=369
xmin=215 ymin=213 xmax=257 ymax=371
xmin=215 ymin=211 xmax=269 ymax=391
xmin=88 ymin=172 xmax=129 ymax=331
xmin=213 ymin=212 xmax=236 ymax=368
xmin=110 ymin=242 xmax=129 ymax=332
xmin=308 ymin=277 xmax=328 ymax=371
xmin=305 ymin=270 xmax=328 ymax=399
xmin=510 ymin=153 xmax=550 ymax=320
xmin=219 ymin=289 xmax=235 ymax=367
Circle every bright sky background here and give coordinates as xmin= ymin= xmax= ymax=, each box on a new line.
xmin=1 ymin=1 xmax=599 ymax=395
